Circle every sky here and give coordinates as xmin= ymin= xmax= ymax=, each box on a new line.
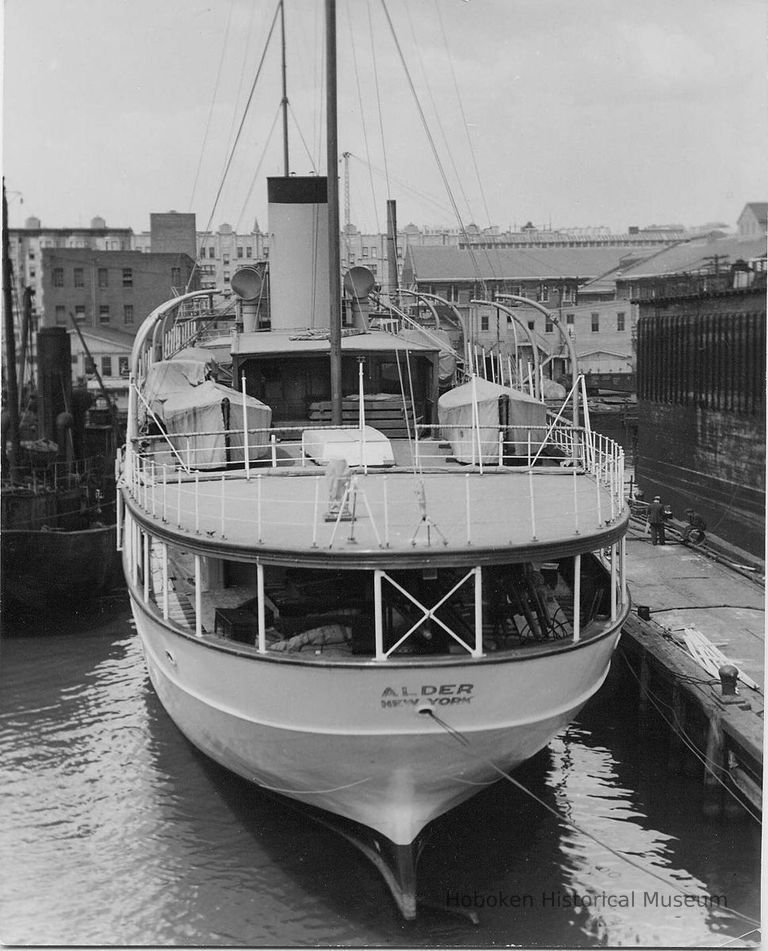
xmin=3 ymin=0 xmax=767 ymax=236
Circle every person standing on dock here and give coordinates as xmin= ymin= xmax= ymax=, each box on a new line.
xmin=647 ymin=495 xmax=667 ymax=546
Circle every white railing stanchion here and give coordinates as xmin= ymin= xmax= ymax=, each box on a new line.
xmin=311 ymin=477 xmax=320 ymax=548
xmin=143 ymin=532 xmax=150 ymax=603
xmin=257 ymin=563 xmax=266 ymax=653
xmin=194 ymin=471 xmax=200 ymax=534
xmin=465 ymin=474 xmax=472 ymax=545
xmin=116 ymin=491 xmax=123 ymax=551
xmin=177 ymin=470 xmax=182 ymax=529
xmin=162 ymin=464 xmax=168 ymax=523
xmin=473 ymin=566 xmax=483 ymax=657
xmin=610 ymin=543 xmax=618 ymax=622
xmin=497 ymin=430 xmax=504 ymax=467
xmin=374 ymin=569 xmax=385 ymax=660
xmin=257 ymin=473 xmax=263 ymax=543
xmin=220 ymin=474 xmax=226 ymax=538
xmin=271 ymin=433 xmax=277 ymax=468
xmin=383 ymin=476 xmax=390 ymax=548
xmin=595 ymin=467 xmax=603 ymax=526
xmin=194 ymin=554 xmax=202 ymax=637
xmin=151 ymin=461 xmax=157 ymax=518
xmin=528 ymin=467 xmax=537 ymax=541
xmin=573 ymin=554 xmax=581 ymax=642
xmin=162 ymin=541 xmax=169 ymax=620
xmin=572 ymin=463 xmax=580 ymax=534
xmin=242 ymin=374 xmax=250 ymax=481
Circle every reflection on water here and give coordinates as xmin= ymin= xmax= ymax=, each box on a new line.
xmin=0 ymin=599 xmax=760 ymax=947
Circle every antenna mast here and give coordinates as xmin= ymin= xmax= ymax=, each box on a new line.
xmin=342 ymin=151 xmax=352 ymax=262
xmin=326 ymin=0 xmax=342 ymax=425
xmin=280 ymin=0 xmax=289 ymax=175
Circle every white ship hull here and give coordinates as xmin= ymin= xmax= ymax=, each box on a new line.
xmin=131 ymin=590 xmax=623 ymax=846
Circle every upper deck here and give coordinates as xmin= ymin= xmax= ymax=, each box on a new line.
xmin=121 ymin=426 xmax=628 ymax=568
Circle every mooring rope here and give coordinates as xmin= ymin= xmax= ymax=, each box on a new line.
xmin=418 ymin=707 xmax=761 ymax=930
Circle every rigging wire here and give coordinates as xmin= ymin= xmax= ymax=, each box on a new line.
xmin=368 ymin=0 xmax=391 ymax=202
xmin=288 ymin=103 xmax=318 ymax=173
xmin=378 ymin=0 xmax=486 ymax=296
xmin=186 ymin=0 xmax=282 ymax=292
xmin=420 ymin=706 xmax=761 ymax=930
xmin=189 ymin=0 xmax=237 ymax=214
xmin=234 ymin=104 xmax=283 ymax=235
xmin=345 ymin=0 xmax=380 ymax=234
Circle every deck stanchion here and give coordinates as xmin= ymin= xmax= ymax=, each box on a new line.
xmin=177 ymin=470 xmax=182 ymax=529
xmin=610 ymin=543 xmax=617 ymax=622
xmin=271 ymin=433 xmax=277 ymax=468
xmin=465 ymin=474 xmax=472 ymax=545
xmin=573 ymin=554 xmax=581 ymax=642
xmin=383 ymin=476 xmax=390 ymax=548
xmin=242 ymin=374 xmax=250 ymax=481
xmin=151 ymin=461 xmax=157 ymax=518
xmin=497 ymin=430 xmax=504 ymax=467
xmin=311 ymin=477 xmax=320 ymax=547
xmin=374 ymin=569 xmax=385 ymax=660
xmin=220 ymin=474 xmax=226 ymax=539
xmin=162 ymin=464 xmax=168 ymax=522
xmin=162 ymin=542 xmax=169 ymax=620
xmin=621 ymin=536 xmax=627 ymax=605
xmin=257 ymin=563 xmax=266 ymax=653
xmin=143 ymin=532 xmax=150 ymax=603
xmin=527 ymin=431 xmax=532 ymax=468
xmin=572 ymin=463 xmax=580 ymax=534
xmin=257 ymin=473 xmax=263 ymax=543
xmin=194 ymin=554 xmax=202 ymax=637
xmin=609 ymin=459 xmax=616 ymax=522
xmin=195 ymin=471 xmax=200 ymax=534
xmin=473 ymin=566 xmax=483 ymax=657
xmin=528 ymin=468 xmax=537 ymax=540
xmin=595 ymin=467 xmax=603 ymax=526
xmin=116 ymin=492 xmax=123 ymax=551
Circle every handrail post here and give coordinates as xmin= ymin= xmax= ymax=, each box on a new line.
xmin=257 ymin=473 xmax=263 ymax=543
xmin=383 ymin=475 xmax=390 ymax=548
xmin=143 ymin=532 xmax=150 ymax=603
xmin=573 ymin=554 xmax=581 ymax=642
xmin=242 ymin=374 xmax=250 ymax=480
xmin=194 ymin=471 xmax=200 ymax=534
xmin=311 ymin=477 xmax=320 ymax=548
xmin=220 ymin=474 xmax=226 ymax=539
xmin=162 ymin=464 xmax=168 ymax=523
xmin=465 ymin=474 xmax=472 ymax=545
xmin=162 ymin=542 xmax=169 ymax=620
xmin=528 ymin=468 xmax=537 ymax=541
xmin=374 ymin=568 xmax=385 ymax=660
xmin=572 ymin=463 xmax=580 ymax=535
xmin=473 ymin=565 xmax=483 ymax=657
xmin=194 ymin=554 xmax=202 ymax=637
xmin=257 ymin=562 xmax=266 ymax=653
xmin=271 ymin=432 xmax=277 ymax=468
xmin=177 ymin=470 xmax=182 ymax=529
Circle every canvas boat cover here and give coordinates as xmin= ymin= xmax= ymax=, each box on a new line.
xmin=142 ymin=357 xmax=271 ymax=468
xmin=438 ymin=377 xmax=547 ymax=463
xmin=398 ymin=328 xmax=457 ymax=383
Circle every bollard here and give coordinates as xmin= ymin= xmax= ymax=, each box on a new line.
xmin=719 ymin=664 xmax=739 ymax=697
xmin=637 ymin=605 xmax=651 ymax=621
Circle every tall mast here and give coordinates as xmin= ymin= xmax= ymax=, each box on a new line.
xmin=326 ymin=0 xmax=342 ymax=425
xmin=2 ymin=179 xmax=21 ymax=477
xmin=280 ymin=0 xmax=289 ymax=176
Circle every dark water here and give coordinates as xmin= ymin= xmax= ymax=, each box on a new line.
xmin=1 ymin=597 xmax=760 ymax=947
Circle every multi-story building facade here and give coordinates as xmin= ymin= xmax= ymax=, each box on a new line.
xmin=41 ymin=248 xmax=198 ymax=399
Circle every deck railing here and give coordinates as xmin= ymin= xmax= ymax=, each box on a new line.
xmin=121 ymin=421 xmax=625 ymax=552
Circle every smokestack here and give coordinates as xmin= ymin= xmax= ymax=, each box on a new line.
xmin=267 ymin=177 xmax=330 ymax=330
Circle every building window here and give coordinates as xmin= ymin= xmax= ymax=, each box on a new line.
xmin=122 ymin=268 xmax=133 ymax=287
xmin=369 ymin=263 xmax=377 ymax=274
xmin=591 ymin=313 xmax=600 ymax=332
xmin=349 ymin=253 xmax=355 ymax=265
xmin=29 ymin=251 xmax=35 ymax=260
xmin=171 ymin=267 xmax=181 ymax=286
xmin=545 ymin=319 xmax=554 ymax=333
xmin=237 ymin=247 xmax=243 ymax=258
xmin=208 ymin=247 xmax=215 ymax=259
xmin=99 ymin=305 xmax=110 ymax=324
xmin=74 ymin=305 xmax=86 ymax=323
xmin=527 ymin=320 xmax=535 ymax=330
xmin=74 ymin=267 xmax=84 ymax=287
xmin=566 ymin=313 xmax=575 ymax=325
xmin=101 ymin=356 xmax=112 ymax=377
xmin=29 ymin=270 xmax=36 ymax=279
xmin=55 ymin=305 xmax=66 ymax=325
xmin=264 ymin=247 xmax=269 ymax=258
xmin=537 ymin=283 xmax=549 ymax=303
xmin=370 ymin=248 xmax=377 ymax=258
xmin=124 ymin=304 xmax=134 ymax=325
xmin=562 ymin=286 xmax=574 ymax=303
xmin=246 ymin=247 xmax=252 ymax=258
xmin=617 ymin=311 xmax=626 ymax=331
xmin=118 ymin=357 xmax=129 ymax=377
xmin=362 ymin=247 xmax=369 ymax=258
xmin=98 ymin=268 xmax=108 ymax=288
xmin=480 ymin=314 xmax=489 ymax=332
xmin=223 ymin=272 xmax=230 ymax=283
xmin=223 ymin=255 xmax=230 ymax=266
